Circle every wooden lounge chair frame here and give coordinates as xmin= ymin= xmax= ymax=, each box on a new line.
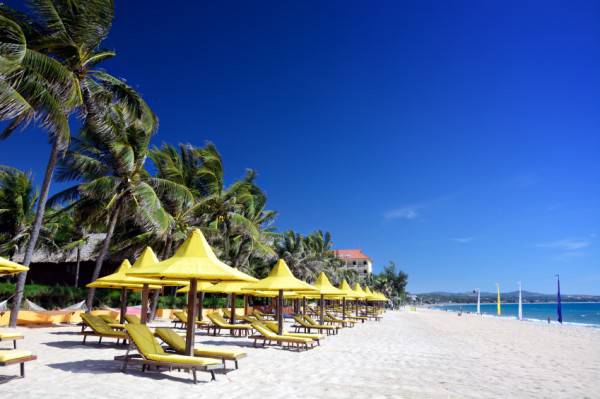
xmin=0 ymin=334 xmax=23 ymax=349
xmin=206 ymin=313 xmax=252 ymax=337
xmin=171 ymin=311 xmax=211 ymax=332
xmin=80 ymin=314 xmax=127 ymax=345
xmin=117 ymin=328 xmax=222 ymax=384
xmin=0 ymin=354 xmax=37 ymax=378
xmin=293 ymin=315 xmax=338 ymax=335
xmin=249 ymin=321 xmax=316 ymax=351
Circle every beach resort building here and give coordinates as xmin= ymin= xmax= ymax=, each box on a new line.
xmin=333 ymin=249 xmax=373 ymax=279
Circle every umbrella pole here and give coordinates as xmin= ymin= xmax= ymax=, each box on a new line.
xmin=277 ymin=289 xmax=284 ymax=335
xmin=141 ymin=283 xmax=149 ymax=324
xmin=320 ymin=294 xmax=324 ymax=324
xmin=342 ymin=297 xmax=346 ymax=320
xmin=119 ymin=288 xmax=127 ymax=324
xmin=243 ymin=295 xmax=248 ymax=316
xmin=185 ymin=278 xmax=198 ymax=356
xmin=302 ymin=296 xmax=306 ymax=315
xmin=197 ymin=291 xmax=204 ymax=321
xmin=231 ymin=293 xmax=236 ymax=324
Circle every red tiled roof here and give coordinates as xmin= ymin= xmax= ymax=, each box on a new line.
xmin=333 ymin=249 xmax=371 ymax=261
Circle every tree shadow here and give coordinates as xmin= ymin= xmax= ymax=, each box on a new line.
xmin=195 ymin=339 xmax=257 ymax=349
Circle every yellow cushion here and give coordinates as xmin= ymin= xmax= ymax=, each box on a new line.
xmin=145 ymin=353 xmax=221 ymax=366
xmin=0 ymin=350 xmax=32 ymax=362
xmin=251 ymin=321 xmax=311 ymax=343
xmin=155 ymin=328 xmax=246 ymax=360
xmin=125 ymin=324 xmax=165 ymax=355
xmin=0 ymin=332 xmax=23 ymax=340
xmin=265 ymin=322 xmax=323 ymax=340
xmin=124 ymin=315 xmax=141 ymax=324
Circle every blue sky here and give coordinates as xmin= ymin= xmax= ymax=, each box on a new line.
xmin=1 ymin=1 xmax=599 ymax=294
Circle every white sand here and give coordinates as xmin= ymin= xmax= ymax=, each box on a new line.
xmin=1 ymin=309 xmax=599 ymax=398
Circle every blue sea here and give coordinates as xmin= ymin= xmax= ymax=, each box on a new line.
xmin=433 ymin=302 xmax=600 ymax=327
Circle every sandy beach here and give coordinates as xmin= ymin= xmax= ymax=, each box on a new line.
xmin=1 ymin=309 xmax=599 ymax=398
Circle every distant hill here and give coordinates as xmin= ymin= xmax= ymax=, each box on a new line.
xmin=414 ymin=290 xmax=600 ymax=304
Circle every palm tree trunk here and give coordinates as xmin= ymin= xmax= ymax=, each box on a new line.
xmin=86 ymin=204 xmax=121 ymax=310
xmin=74 ymin=245 xmax=81 ymax=287
xmin=149 ymin=290 xmax=160 ymax=321
xmin=9 ymin=140 xmax=60 ymax=327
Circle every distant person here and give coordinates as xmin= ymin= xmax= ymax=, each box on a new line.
xmin=547 ymin=316 xmax=551 ymax=324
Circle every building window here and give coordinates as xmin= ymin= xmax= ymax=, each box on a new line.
xmin=363 ymin=261 xmax=367 ymax=265
xmin=353 ymin=261 xmax=356 ymax=265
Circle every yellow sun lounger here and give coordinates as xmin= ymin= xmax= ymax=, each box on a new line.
xmin=206 ymin=313 xmax=253 ymax=337
xmin=0 ymin=350 xmax=37 ymax=378
xmin=124 ymin=314 xmax=142 ymax=324
xmin=118 ymin=324 xmax=222 ymax=383
xmin=171 ymin=311 xmax=211 ymax=331
xmin=0 ymin=331 xmax=24 ymax=349
xmin=325 ymin=312 xmax=356 ymax=327
xmin=252 ymin=309 xmax=275 ymax=320
xmin=97 ymin=314 xmax=125 ymax=330
xmin=264 ymin=321 xmax=324 ymax=345
xmin=250 ymin=321 xmax=317 ymax=351
xmin=293 ymin=315 xmax=338 ymax=335
xmin=80 ymin=313 xmax=127 ymax=345
xmin=155 ymin=327 xmax=247 ymax=369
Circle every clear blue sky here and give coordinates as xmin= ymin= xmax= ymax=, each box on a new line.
xmin=1 ymin=1 xmax=599 ymax=294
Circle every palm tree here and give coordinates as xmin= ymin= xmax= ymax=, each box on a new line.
xmin=1 ymin=0 xmax=154 ymax=326
xmin=50 ymin=94 xmax=169 ymax=309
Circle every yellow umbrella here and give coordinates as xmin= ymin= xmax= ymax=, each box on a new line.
xmin=177 ymin=281 xmax=254 ymax=323
xmin=298 ymin=272 xmax=344 ymax=323
xmin=127 ymin=228 xmax=257 ymax=355
xmin=248 ymin=259 xmax=317 ymax=334
xmin=131 ymin=247 xmax=188 ymax=323
xmin=0 ymin=257 xmax=29 ymax=275
xmin=87 ymin=259 xmax=163 ymax=323
xmin=337 ymin=279 xmax=360 ymax=320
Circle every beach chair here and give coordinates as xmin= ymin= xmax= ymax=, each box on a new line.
xmin=0 ymin=350 xmax=37 ymax=378
xmin=154 ymin=327 xmax=247 ymax=369
xmin=293 ymin=315 xmax=338 ymax=335
xmin=206 ymin=313 xmax=253 ymax=337
xmin=326 ymin=312 xmax=356 ymax=327
xmin=97 ymin=314 xmax=125 ymax=330
xmin=304 ymin=315 xmax=340 ymax=334
xmin=80 ymin=313 xmax=127 ymax=345
xmin=249 ymin=321 xmax=316 ymax=351
xmin=171 ymin=311 xmax=211 ymax=331
xmin=118 ymin=324 xmax=222 ymax=383
xmin=0 ymin=331 xmax=24 ymax=349
xmin=264 ymin=321 xmax=323 ymax=345
xmin=253 ymin=309 xmax=275 ymax=320
xmin=124 ymin=314 xmax=142 ymax=324
xmin=344 ymin=312 xmax=367 ymax=323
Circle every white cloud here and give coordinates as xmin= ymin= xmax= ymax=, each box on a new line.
xmin=384 ymin=206 xmax=421 ymax=220
xmin=452 ymin=237 xmax=474 ymax=244
xmin=537 ymin=239 xmax=591 ymax=251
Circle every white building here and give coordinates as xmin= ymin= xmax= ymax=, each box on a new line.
xmin=333 ymin=249 xmax=373 ymax=277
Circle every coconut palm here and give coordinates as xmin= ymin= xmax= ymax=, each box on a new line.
xmin=50 ymin=92 xmax=169 ymax=308
xmin=1 ymin=0 xmax=155 ymax=325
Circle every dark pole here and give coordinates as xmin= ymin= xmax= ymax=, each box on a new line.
xmin=230 ymin=292 xmax=236 ymax=324
xmin=342 ymin=297 xmax=346 ymax=320
xmin=119 ymin=288 xmax=128 ymax=324
xmin=185 ymin=278 xmax=197 ymax=356
xmin=243 ymin=295 xmax=248 ymax=316
xmin=302 ymin=296 xmax=306 ymax=315
xmin=197 ymin=291 xmax=204 ymax=321
xmin=140 ymin=283 xmax=149 ymax=324
xmin=320 ymin=294 xmax=325 ymax=324
xmin=277 ymin=289 xmax=284 ymax=335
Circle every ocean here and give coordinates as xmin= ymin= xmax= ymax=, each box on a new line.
xmin=433 ymin=302 xmax=600 ymax=327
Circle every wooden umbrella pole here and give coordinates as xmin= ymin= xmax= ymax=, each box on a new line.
xmin=342 ymin=297 xmax=346 ymax=320
xmin=243 ymin=295 xmax=248 ymax=316
xmin=320 ymin=294 xmax=325 ymax=324
xmin=141 ymin=283 xmax=149 ymax=324
xmin=277 ymin=289 xmax=284 ymax=335
xmin=302 ymin=296 xmax=306 ymax=315
xmin=119 ymin=288 xmax=127 ymax=324
xmin=355 ymin=299 xmax=359 ymax=316
xmin=230 ymin=293 xmax=236 ymax=324
xmin=185 ymin=278 xmax=198 ymax=356
xmin=197 ymin=291 xmax=204 ymax=321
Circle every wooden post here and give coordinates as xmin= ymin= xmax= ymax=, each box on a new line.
xmin=197 ymin=291 xmax=204 ymax=321
xmin=342 ymin=297 xmax=346 ymax=320
xmin=185 ymin=279 xmax=197 ymax=356
xmin=119 ymin=288 xmax=128 ymax=324
xmin=302 ymin=296 xmax=306 ymax=315
xmin=230 ymin=293 xmax=236 ymax=324
xmin=320 ymin=294 xmax=325 ymax=324
xmin=243 ymin=295 xmax=248 ymax=316
xmin=277 ymin=290 xmax=284 ymax=335
xmin=141 ymin=284 xmax=149 ymax=324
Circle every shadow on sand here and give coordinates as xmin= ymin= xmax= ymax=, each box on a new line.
xmin=43 ymin=340 xmax=127 ymax=350
xmin=47 ymin=360 xmax=215 ymax=383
